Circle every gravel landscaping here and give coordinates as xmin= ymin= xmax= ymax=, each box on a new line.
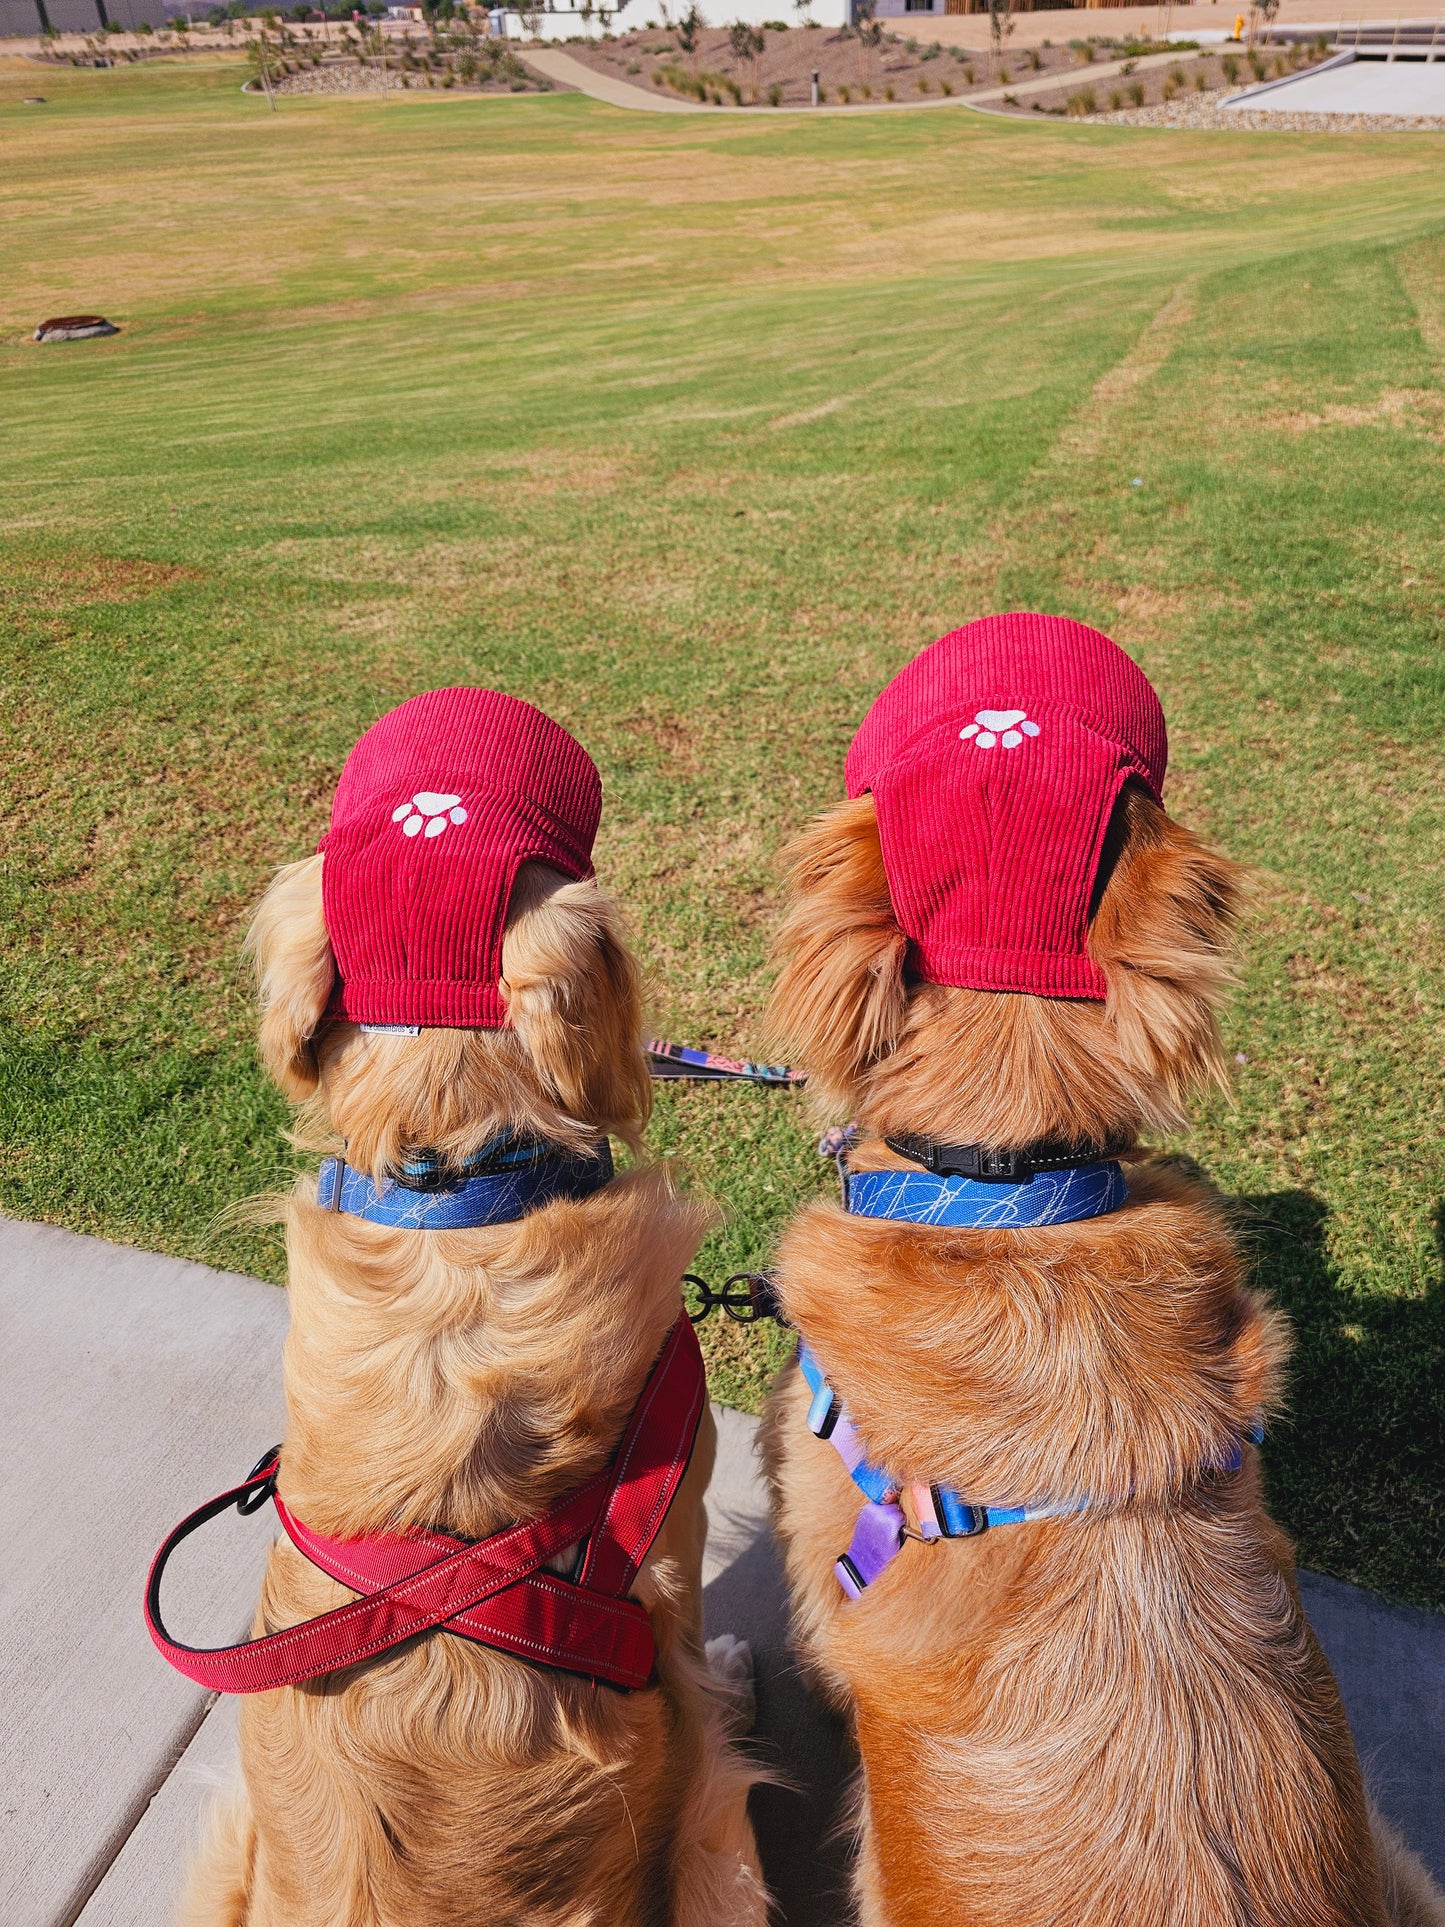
xmin=562 ymin=23 xmax=1185 ymax=109
xmin=265 ymin=53 xmax=552 ymax=95
xmin=1082 ymin=90 xmax=1445 ymax=129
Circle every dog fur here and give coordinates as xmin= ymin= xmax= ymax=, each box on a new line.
xmin=759 ymin=787 xmax=1444 ymax=1927
xmin=183 ymin=855 xmax=766 ymax=1927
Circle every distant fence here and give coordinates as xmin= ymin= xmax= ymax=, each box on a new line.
xmin=3 ymin=0 xmax=182 ymax=30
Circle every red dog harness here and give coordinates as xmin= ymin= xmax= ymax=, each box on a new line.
xmin=146 ymin=1313 xmax=706 ymax=1694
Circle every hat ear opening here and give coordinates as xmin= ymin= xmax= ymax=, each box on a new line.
xmin=245 ymin=854 xmax=337 ymax=1102
xmin=500 ymin=865 xmax=652 ymax=1154
xmin=764 ymin=795 xmax=910 ymax=1114
xmin=1087 ymin=785 xmax=1243 ymax=1129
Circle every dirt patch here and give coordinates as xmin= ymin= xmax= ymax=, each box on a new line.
xmin=616 ymin=707 xmax=705 ymax=778
xmin=1262 ymin=388 xmax=1445 ymax=436
xmin=562 ymin=23 xmax=1151 ymax=109
xmin=1049 ymin=280 xmax=1196 ymax=464
xmin=4 ymin=551 xmax=202 ymax=608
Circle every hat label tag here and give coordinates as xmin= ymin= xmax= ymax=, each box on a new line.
xmin=959 ymin=709 xmax=1041 ymax=752
xmin=391 ymin=791 xmax=469 ymax=839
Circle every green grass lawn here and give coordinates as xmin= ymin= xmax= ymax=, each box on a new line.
xmin=3 ymin=55 xmax=1444 ymax=1604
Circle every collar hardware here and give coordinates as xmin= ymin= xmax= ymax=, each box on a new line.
xmin=885 ymin=1133 xmax=1130 ymax=1184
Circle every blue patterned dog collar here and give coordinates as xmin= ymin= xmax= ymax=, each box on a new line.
xmin=316 ymin=1135 xmax=614 ymax=1230
xmin=844 ymin=1159 xmax=1127 ymax=1230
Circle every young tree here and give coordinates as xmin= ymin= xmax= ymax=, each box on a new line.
xmin=249 ymin=11 xmax=279 ymax=105
xmin=986 ymin=0 xmax=1013 ymax=76
xmin=676 ymin=1 xmax=702 ymax=74
xmin=728 ymin=17 xmax=764 ymax=95
xmin=853 ymin=0 xmax=881 ymax=86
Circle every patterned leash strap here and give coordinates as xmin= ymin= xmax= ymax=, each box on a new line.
xmin=646 ymin=1039 xmax=802 ymax=1086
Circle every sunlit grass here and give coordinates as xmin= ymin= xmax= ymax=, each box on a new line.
xmin=2 ymin=56 xmax=1443 ymax=1599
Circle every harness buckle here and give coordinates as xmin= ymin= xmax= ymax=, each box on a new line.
xmin=806 ymin=1381 xmax=840 ymax=1440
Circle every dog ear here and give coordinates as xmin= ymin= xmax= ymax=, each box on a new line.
xmin=765 ymin=794 xmax=909 ymax=1106
xmin=501 ymin=866 xmax=652 ymax=1148
xmin=245 ymin=854 xmax=336 ymax=1101
xmin=1087 ymin=785 xmax=1243 ymax=1122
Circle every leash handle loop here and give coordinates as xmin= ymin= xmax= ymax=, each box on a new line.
xmin=146 ymin=1462 xmax=617 ymax=1694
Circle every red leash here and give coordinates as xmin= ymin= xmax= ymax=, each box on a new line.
xmin=146 ymin=1313 xmax=706 ymax=1694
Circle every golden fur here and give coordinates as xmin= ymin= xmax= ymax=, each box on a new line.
xmin=185 ymin=856 xmax=766 ymax=1927
xmin=760 ymin=788 xmax=1444 ymax=1927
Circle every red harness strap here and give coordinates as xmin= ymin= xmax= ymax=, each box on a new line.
xmin=146 ymin=1313 xmax=706 ymax=1694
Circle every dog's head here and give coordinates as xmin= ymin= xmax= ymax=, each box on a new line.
xmin=247 ymin=687 xmax=649 ymax=1179
xmin=767 ymin=781 xmax=1241 ymax=1147
xmin=246 ymin=854 xmax=651 ymax=1178
xmin=769 ymin=617 xmax=1241 ymax=1146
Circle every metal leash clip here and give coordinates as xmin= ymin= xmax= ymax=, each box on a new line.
xmin=685 ymin=1271 xmax=789 ymax=1326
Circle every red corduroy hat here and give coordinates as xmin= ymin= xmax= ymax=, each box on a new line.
xmin=845 ymin=613 xmax=1167 ymax=1002
xmin=319 ymin=688 xmax=601 ymax=1029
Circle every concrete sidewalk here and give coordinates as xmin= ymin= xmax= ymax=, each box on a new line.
xmin=1 ymin=1216 xmax=1440 ymax=1926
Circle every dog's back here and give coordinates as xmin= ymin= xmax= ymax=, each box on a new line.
xmin=765 ymin=1156 xmax=1402 ymax=1927
xmin=181 ymin=810 xmax=764 ymax=1926
xmin=226 ymin=1166 xmax=732 ymax=1927
xmin=760 ymin=626 xmax=1444 ymax=1927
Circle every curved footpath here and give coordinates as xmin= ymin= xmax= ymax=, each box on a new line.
xmin=524 ymin=42 xmax=1185 ymax=114
xmin=1 ymin=1213 xmax=1440 ymax=1927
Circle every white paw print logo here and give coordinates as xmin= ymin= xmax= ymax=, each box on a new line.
xmin=392 ymin=790 xmax=468 ymax=840
xmin=959 ymin=709 xmax=1041 ymax=751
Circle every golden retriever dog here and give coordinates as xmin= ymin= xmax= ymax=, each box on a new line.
xmin=759 ymin=617 xmax=1443 ymax=1927
xmin=180 ymin=691 xmax=766 ymax=1927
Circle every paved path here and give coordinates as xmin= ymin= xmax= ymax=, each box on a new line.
xmin=524 ymin=46 xmax=703 ymax=111
xmin=524 ymin=44 xmax=1184 ymax=116
xmin=2 ymin=1215 xmax=1441 ymax=1926
xmin=1226 ymin=48 xmax=1445 ymax=109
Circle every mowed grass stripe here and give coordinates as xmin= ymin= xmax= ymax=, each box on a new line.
xmin=2 ymin=58 xmax=1443 ymax=1599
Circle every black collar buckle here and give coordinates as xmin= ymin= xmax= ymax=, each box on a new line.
xmin=885 ymin=1133 xmax=1119 ymax=1185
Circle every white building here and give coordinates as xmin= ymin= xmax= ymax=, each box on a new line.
xmin=490 ymin=0 xmax=848 ymax=39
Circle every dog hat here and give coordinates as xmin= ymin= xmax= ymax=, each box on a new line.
xmin=319 ymin=688 xmax=601 ymax=1029
xmin=845 ymin=613 xmax=1167 ymax=1002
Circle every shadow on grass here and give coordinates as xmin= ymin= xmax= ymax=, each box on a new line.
xmin=1233 ymin=1188 xmax=1445 ymax=1612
